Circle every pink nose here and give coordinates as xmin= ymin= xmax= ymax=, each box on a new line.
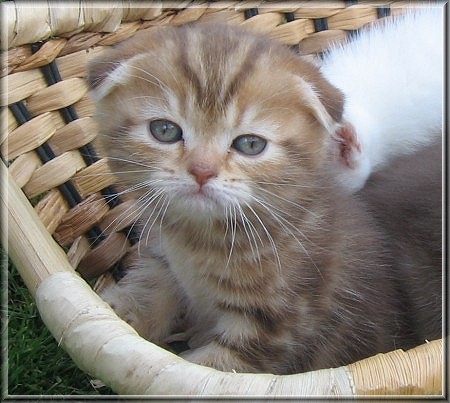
xmin=188 ymin=165 xmax=218 ymax=187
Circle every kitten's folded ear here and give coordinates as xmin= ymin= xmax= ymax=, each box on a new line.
xmin=312 ymin=75 xmax=345 ymax=125
xmin=295 ymin=65 xmax=366 ymax=183
xmin=298 ymin=67 xmax=367 ymax=187
xmin=87 ymin=29 xmax=163 ymax=101
xmin=88 ymin=56 xmax=134 ymax=101
xmin=294 ymin=65 xmax=345 ymax=133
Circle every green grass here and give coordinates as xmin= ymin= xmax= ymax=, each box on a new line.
xmin=3 ymin=248 xmax=115 ymax=396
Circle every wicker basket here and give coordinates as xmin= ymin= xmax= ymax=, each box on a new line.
xmin=1 ymin=0 xmax=444 ymax=397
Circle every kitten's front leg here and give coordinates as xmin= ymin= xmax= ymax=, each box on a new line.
xmin=180 ymin=310 xmax=268 ymax=373
xmin=97 ymin=256 xmax=186 ymax=344
xmin=181 ymin=341 xmax=258 ymax=373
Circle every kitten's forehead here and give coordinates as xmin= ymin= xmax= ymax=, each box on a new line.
xmin=113 ymin=25 xmax=284 ymax=108
xmin=90 ymin=23 xmax=344 ymax=136
xmin=172 ymin=25 xmax=269 ymax=118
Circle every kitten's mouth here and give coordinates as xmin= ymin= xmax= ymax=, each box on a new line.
xmin=171 ymin=181 xmax=239 ymax=218
xmin=191 ymin=186 xmax=217 ymax=202
xmin=182 ymin=184 xmax=227 ymax=213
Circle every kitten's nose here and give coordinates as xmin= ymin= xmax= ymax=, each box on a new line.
xmin=188 ymin=165 xmax=218 ymax=187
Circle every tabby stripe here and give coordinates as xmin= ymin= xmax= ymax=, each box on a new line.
xmin=177 ymin=26 xmax=266 ymax=116
xmin=216 ymin=301 xmax=283 ymax=334
xmin=220 ymin=39 xmax=265 ymax=109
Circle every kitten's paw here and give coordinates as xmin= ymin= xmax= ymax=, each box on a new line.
xmin=98 ymin=283 xmax=148 ymax=335
xmin=97 ymin=266 xmax=185 ymax=344
xmin=180 ymin=342 xmax=257 ymax=373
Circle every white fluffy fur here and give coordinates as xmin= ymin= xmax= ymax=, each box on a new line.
xmin=321 ymin=7 xmax=444 ymax=192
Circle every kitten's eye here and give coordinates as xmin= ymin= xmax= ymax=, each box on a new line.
xmin=149 ymin=119 xmax=183 ymax=143
xmin=232 ymin=135 xmax=267 ymax=156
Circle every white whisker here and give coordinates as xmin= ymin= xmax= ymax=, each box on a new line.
xmin=122 ymin=64 xmax=171 ymax=93
xmin=237 ymin=204 xmax=262 ymax=270
xmin=105 ymin=156 xmax=161 ymax=170
xmin=257 ymin=187 xmax=320 ymax=218
xmin=243 ymin=201 xmax=282 ymax=273
xmin=249 ymin=194 xmax=324 ymax=280
xmin=137 ymin=188 xmax=166 ymax=253
xmin=224 ymin=204 xmax=238 ymax=271
xmin=255 ymin=180 xmax=324 ymax=189
xmin=158 ymin=194 xmax=172 ymax=250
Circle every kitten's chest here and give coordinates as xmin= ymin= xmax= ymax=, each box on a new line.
xmin=161 ymin=236 xmax=232 ymax=320
xmin=162 ymin=231 xmax=233 ymax=287
xmin=159 ymin=225 xmax=273 ymax=300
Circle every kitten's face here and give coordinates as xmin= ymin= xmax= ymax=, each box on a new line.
xmin=89 ymin=24 xmax=343 ymax=223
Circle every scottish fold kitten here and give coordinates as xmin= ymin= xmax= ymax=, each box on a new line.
xmin=321 ymin=7 xmax=444 ymax=192
xmin=88 ymin=23 xmax=441 ymax=374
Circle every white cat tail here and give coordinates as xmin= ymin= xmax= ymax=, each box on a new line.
xmin=321 ymin=6 xmax=445 ymax=192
